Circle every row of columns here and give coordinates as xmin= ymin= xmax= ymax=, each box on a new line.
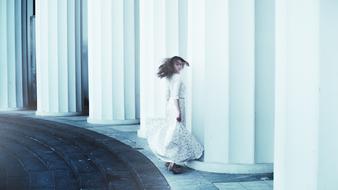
xmin=2 ymin=0 xmax=338 ymax=189
xmin=34 ymin=0 xmax=139 ymax=124
xmin=138 ymin=0 xmax=274 ymax=173
xmin=138 ymin=1 xmax=338 ymax=190
xmin=0 ymin=0 xmax=140 ymax=123
xmin=1 ymin=0 xmax=274 ymax=173
xmin=87 ymin=0 xmax=138 ymax=124
xmin=0 ymin=0 xmax=28 ymax=110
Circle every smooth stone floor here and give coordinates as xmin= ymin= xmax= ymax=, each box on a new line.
xmin=215 ymin=180 xmax=273 ymax=190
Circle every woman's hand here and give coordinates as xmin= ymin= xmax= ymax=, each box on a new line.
xmin=176 ymin=112 xmax=182 ymax=122
xmin=175 ymin=99 xmax=181 ymax=122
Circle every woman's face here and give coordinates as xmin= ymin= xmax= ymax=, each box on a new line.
xmin=174 ymin=61 xmax=184 ymax=73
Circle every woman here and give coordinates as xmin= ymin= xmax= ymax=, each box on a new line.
xmin=147 ymin=56 xmax=204 ymax=174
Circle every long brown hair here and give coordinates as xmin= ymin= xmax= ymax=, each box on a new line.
xmin=157 ymin=56 xmax=189 ymax=79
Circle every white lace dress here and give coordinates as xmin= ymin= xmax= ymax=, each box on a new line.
xmin=146 ymin=73 xmax=204 ymax=164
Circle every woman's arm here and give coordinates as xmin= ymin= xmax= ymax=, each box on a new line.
xmin=171 ymin=74 xmax=182 ymax=122
xmin=165 ymin=80 xmax=170 ymax=102
xmin=175 ymin=99 xmax=181 ymax=122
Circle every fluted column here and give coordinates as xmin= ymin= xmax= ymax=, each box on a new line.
xmin=87 ymin=0 xmax=138 ymax=124
xmin=255 ymin=0 xmax=275 ymax=163
xmin=274 ymin=0 xmax=319 ymax=189
xmin=0 ymin=0 xmax=28 ymax=111
xmin=185 ymin=0 xmax=273 ymax=173
xmin=138 ymin=0 xmax=185 ymax=137
xmin=275 ymin=0 xmax=338 ymax=189
xmin=228 ymin=0 xmax=256 ymax=164
xmin=35 ymin=0 xmax=82 ymax=116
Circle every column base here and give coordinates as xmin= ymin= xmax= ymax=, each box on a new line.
xmin=0 ymin=107 xmax=28 ymax=111
xmin=87 ymin=117 xmax=140 ymax=125
xmin=137 ymin=128 xmax=147 ymax=138
xmin=185 ymin=160 xmax=273 ymax=174
xmin=35 ymin=111 xmax=83 ymax=117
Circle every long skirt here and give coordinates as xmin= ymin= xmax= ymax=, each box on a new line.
xmin=146 ymin=99 xmax=203 ymax=164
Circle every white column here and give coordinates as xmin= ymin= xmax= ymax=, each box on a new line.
xmin=185 ymin=0 xmax=205 ymax=145
xmin=228 ymin=0 xmax=256 ymax=164
xmin=138 ymin=0 xmax=183 ymax=137
xmin=186 ymin=0 xmax=272 ymax=173
xmin=0 ymin=0 xmax=28 ymax=111
xmin=87 ymin=0 xmax=138 ymax=124
xmin=203 ymin=0 xmax=230 ymax=164
xmin=274 ymin=0 xmax=319 ymax=189
xmin=35 ymin=0 xmax=82 ymax=116
xmin=275 ymin=0 xmax=338 ymax=189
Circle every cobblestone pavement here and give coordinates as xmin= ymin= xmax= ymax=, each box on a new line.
xmin=0 ymin=114 xmax=170 ymax=190
xmin=0 ymin=112 xmax=273 ymax=190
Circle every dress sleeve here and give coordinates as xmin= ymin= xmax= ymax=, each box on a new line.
xmin=171 ymin=74 xmax=181 ymax=99
xmin=165 ymin=79 xmax=170 ymax=101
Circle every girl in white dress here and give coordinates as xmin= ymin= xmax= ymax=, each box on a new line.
xmin=146 ymin=56 xmax=204 ymax=174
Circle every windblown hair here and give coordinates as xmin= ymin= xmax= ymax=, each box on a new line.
xmin=157 ymin=56 xmax=189 ymax=79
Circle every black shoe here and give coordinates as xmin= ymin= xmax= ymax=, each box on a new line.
xmin=168 ymin=163 xmax=183 ymax=174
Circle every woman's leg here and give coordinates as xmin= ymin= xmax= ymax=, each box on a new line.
xmin=167 ymin=162 xmax=183 ymax=174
